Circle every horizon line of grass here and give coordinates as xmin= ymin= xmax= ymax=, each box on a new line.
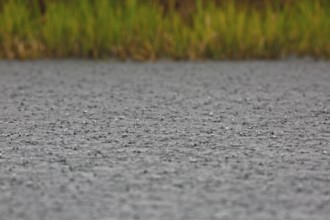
xmin=0 ymin=0 xmax=330 ymax=60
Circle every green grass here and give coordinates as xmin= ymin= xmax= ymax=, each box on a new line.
xmin=0 ymin=0 xmax=330 ymax=60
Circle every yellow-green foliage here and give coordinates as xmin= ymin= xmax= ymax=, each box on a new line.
xmin=0 ymin=0 xmax=329 ymax=59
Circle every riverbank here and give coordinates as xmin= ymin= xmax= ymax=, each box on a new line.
xmin=0 ymin=0 xmax=329 ymax=60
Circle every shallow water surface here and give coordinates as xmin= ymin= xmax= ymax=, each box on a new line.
xmin=0 ymin=60 xmax=329 ymax=220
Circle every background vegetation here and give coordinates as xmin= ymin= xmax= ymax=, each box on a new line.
xmin=0 ymin=0 xmax=329 ymax=60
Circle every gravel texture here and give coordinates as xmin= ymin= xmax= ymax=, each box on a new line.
xmin=0 ymin=60 xmax=330 ymax=220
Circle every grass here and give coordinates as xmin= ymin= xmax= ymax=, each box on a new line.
xmin=0 ymin=0 xmax=330 ymax=60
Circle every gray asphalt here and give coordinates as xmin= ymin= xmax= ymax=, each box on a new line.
xmin=0 ymin=60 xmax=329 ymax=220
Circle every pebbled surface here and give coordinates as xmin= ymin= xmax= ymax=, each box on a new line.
xmin=0 ymin=60 xmax=329 ymax=220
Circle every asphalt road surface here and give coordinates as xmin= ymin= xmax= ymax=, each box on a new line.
xmin=0 ymin=60 xmax=329 ymax=220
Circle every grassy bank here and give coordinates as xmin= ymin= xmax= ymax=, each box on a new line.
xmin=0 ymin=0 xmax=330 ymax=60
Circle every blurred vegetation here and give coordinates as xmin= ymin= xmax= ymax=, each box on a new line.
xmin=0 ymin=0 xmax=329 ymax=60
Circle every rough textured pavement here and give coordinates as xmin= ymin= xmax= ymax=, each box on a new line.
xmin=0 ymin=61 xmax=329 ymax=220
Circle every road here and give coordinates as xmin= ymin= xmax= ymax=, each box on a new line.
xmin=0 ymin=60 xmax=329 ymax=220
